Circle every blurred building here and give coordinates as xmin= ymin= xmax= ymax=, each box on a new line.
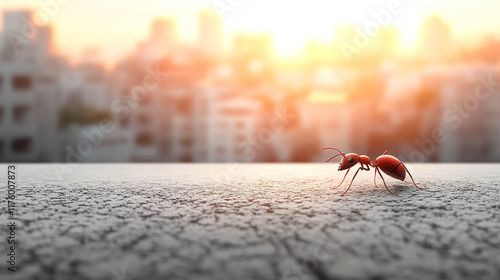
xmin=2 ymin=8 xmax=500 ymax=164
xmin=232 ymin=33 xmax=275 ymax=85
xmin=198 ymin=10 xmax=223 ymax=59
xmin=0 ymin=11 xmax=58 ymax=162
xmin=370 ymin=26 xmax=399 ymax=61
xmin=60 ymin=123 xmax=133 ymax=162
xmin=0 ymin=59 xmax=39 ymax=161
xmin=35 ymin=25 xmax=53 ymax=65
xmin=1 ymin=10 xmax=36 ymax=60
xmin=419 ymin=16 xmax=452 ymax=62
xmin=439 ymin=66 xmax=500 ymax=162
xmin=159 ymin=84 xmax=198 ymax=162
xmin=68 ymin=62 xmax=111 ymax=110
xmin=333 ymin=25 xmax=359 ymax=51
xmin=113 ymin=60 xmax=162 ymax=162
xmin=140 ymin=18 xmax=177 ymax=62
xmin=35 ymin=57 xmax=65 ymax=162
xmin=206 ymin=89 xmax=263 ymax=162
xmin=151 ymin=18 xmax=176 ymax=49
xmin=299 ymin=90 xmax=351 ymax=161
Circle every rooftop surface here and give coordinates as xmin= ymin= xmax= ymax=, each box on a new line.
xmin=0 ymin=164 xmax=499 ymax=280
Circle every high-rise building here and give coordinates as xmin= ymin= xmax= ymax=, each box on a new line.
xmin=1 ymin=10 xmax=36 ymax=60
xmin=0 ymin=59 xmax=39 ymax=161
xmin=197 ymin=10 xmax=223 ymax=58
xmin=35 ymin=59 xmax=63 ymax=162
xmin=35 ymin=25 xmax=53 ymax=65
xmin=0 ymin=11 xmax=46 ymax=162
xmin=232 ymin=33 xmax=274 ymax=84
xmin=419 ymin=16 xmax=452 ymax=62
xmin=151 ymin=18 xmax=176 ymax=50
xmin=204 ymin=88 xmax=263 ymax=162
xmin=0 ymin=10 xmax=66 ymax=162
xmin=371 ymin=26 xmax=399 ymax=59
xmin=138 ymin=18 xmax=178 ymax=62
xmin=299 ymin=90 xmax=351 ymax=161
xmin=439 ymin=66 xmax=500 ymax=162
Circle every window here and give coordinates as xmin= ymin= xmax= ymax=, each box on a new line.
xmin=85 ymin=73 xmax=104 ymax=83
xmin=12 ymin=75 xmax=32 ymax=90
xmin=0 ymin=139 xmax=3 ymax=157
xmin=198 ymin=149 xmax=207 ymax=158
xmin=139 ymin=95 xmax=151 ymax=106
xmin=235 ymin=133 xmax=246 ymax=144
xmin=120 ymin=115 xmax=130 ymax=127
xmin=137 ymin=114 xmax=150 ymax=125
xmin=218 ymin=121 xmax=228 ymax=130
xmin=135 ymin=133 xmax=153 ymax=145
xmin=216 ymin=146 xmax=225 ymax=155
xmin=177 ymin=96 xmax=192 ymax=114
xmin=220 ymin=108 xmax=250 ymax=116
xmin=13 ymin=105 xmax=29 ymax=123
xmin=180 ymin=137 xmax=192 ymax=148
xmin=235 ymin=121 xmax=246 ymax=129
xmin=11 ymin=138 xmax=32 ymax=153
xmin=180 ymin=154 xmax=192 ymax=162
xmin=39 ymin=76 xmax=56 ymax=85
xmin=182 ymin=122 xmax=192 ymax=131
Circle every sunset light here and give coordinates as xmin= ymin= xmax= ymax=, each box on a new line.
xmin=2 ymin=1 xmax=500 ymax=279
xmin=1 ymin=0 xmax=500 ymax=65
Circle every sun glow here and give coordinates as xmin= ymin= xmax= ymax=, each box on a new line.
xmin=220 ymin=0 xmax=435 ymax=59
xmin=4 ymin=0 xmax=500 ymax=65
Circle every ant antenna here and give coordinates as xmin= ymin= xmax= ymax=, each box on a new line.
xmin=322 ymin=147 xmax=346 ymax=162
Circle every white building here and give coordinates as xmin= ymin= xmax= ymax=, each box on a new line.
xmin=1 ymin=10 xmax=36 ymax=59
xmin=35 ymin=62 xmax=63 ymax=162
xmin=0 ymin=59 xmax=39 ymax=161
xmin=299 ymin=90 xmax=351 ymax=161
xmin=419 ymin=16 xmax=452 ymax=62
xmin=58 ymin=63 xmax=111 ymax=111
xmin=60 ymin=123 xmax=133 ymax=163
xmin=197 ymin=10 xmax=223 ymax=59
xmin=439 ymin=65 xmax=500 ymax=162
xmin=130 ymin=88 xmax=163 ymax=162
xmin=192 ymin=86 xmax=263 ymax=162
xmin=139 ymin=18 xmax=177 ymax=62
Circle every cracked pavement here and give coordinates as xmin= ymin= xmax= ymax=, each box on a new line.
xmin=0 ymin=164 xmax=499 ymax=280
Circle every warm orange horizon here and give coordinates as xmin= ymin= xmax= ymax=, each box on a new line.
xmin=1 ymin=0 xmax=500 ymax=66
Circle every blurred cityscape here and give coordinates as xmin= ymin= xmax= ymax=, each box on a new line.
xmin=1 ymin=8 xmax=500 ymax=163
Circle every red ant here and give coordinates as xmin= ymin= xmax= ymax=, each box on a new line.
xmin=322 ymin=147 xmax=428 ymax=196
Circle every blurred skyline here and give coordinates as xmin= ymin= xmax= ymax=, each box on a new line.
xmin=1 ymin=0 xmax=500 ymax=66
xmin=1 ymin=1 xmax=500 ymax=164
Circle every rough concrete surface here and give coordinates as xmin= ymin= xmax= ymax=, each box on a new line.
xmin=0 ymin=164 xmax=499 ymax=280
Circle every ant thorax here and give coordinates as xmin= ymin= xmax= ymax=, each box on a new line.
xmin=359 ymin=155 xmax=371 ymax=165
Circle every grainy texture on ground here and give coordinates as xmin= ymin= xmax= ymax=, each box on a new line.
xmin=0 ymin=164 xmax=499 ymax=280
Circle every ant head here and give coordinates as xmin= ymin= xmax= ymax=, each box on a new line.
xmin=338 ymin=153 xmax=360 ymax=171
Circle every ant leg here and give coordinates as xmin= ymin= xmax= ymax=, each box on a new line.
xmin=404 ymin=181 xmax=420 ymax=185
xmin=363 ymin=164 xmax=370 ymax=171
xmin=341 ymin=167 xmax=362 ymax=196
xmin=332 ymin=168 xmax=350 ymax=189
xmin=376 ymin=168 xmax=398 ymax=196
xmin=383 ymin=150 xmax=390 ymax=155
xmin=371 ymin=162 xmax=379 ymax=187
xmin=402 ymin=163 xmax=428 ymax=190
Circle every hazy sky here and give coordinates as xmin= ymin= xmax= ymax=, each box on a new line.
xmin=1 ymin=0 xmax=499 ymax=65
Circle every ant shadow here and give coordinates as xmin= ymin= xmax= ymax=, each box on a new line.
xmin=333 ymin=182 xmax=419 ymax=196
xmin=384 ymin=182 xmax=425 ymax=196
xmin=392 ymin=184 xmax=412 ymax=193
